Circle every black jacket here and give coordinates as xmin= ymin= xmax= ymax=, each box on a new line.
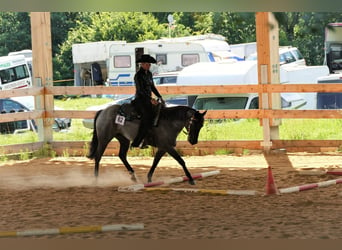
xmin=134 ymin=67 xmax=161 ymax=100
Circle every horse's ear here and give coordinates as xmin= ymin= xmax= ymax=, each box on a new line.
xmin=201 ymin=110 xmax=207 ymax=116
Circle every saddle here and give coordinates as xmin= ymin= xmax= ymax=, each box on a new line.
xmin=117 ymin=99 xmax=163 ymax=126
xmin=118 ymin=102 xmax=140 ymax=121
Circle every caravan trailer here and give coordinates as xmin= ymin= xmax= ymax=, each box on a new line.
xmin=72 ymin=34 xmax=239 ymax=87
xmin=72 ymin=41 xmax=127 ymax=87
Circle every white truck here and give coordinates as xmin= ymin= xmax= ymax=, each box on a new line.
xmin=316 ymin=23 xmax=342 ymax=109
xmin=72 ymin=34 xmax=239 ymax=87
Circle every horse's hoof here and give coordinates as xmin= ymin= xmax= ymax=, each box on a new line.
xmin=130 ymin=172 xmax=137 ymax=182
xmin=189 ymin=180 xmax=196 ymax=185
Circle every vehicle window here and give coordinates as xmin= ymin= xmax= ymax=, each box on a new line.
xmin=0 ymin=65 xmax=30 ymax=84
xmin=330 ymin=44 xmax=342 ymax=67
xmin=14 ymin=65 xmax=29 ymax=80
xmin=181 ymin=54 xmax=200 ymax=67
xmin=153 ymin=76 xmax=177 ymax=85
xmin=0 ymin=99 xmax=29 ymax=133
xmin=153 ymin=77 xmax=161 ymax=85
xmin=193 ymin=97 xmax=249 ymax=110
xmin=281 ymin=51 xmax=296 ymax=64
xmin=163 ymin=76 xmax=177 ymax=83
xmin=249 ymin=97 xmax=259 ymax=109
xmin=156 ymin=54 xmax=167 ymax=65
xmin=0 ymin=68 xmax=15 ymax=83
xmin=317 ymin=93 xmax=342 ymax=109
xmin=279 ymin=54 xmax=286 ymax=64
xmin=114 ymin=55 xmax=131 ymax=68
xmin=166 ymin=97 xmax=188 ymax=106
xmin=2 ymin=99 xmax=26 ymax=111
xmin=161 ymin=76 xmax=177 ymax=84
xmin=291 ymin=49 xmax=304 ymax=60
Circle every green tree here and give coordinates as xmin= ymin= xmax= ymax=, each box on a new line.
xmin=211 ymin=12 xmax=256 ymax=44
xmin=0 ymin=12 xmax=31 ymax=56
xmin=51 ymin=12 xmax=84 ymax=56
xmin=54 ymin=12 xmax=171 ymax=81
xmin=276 ymin=12 xmax=342 ymax=65
xmin=3 ymin=11 xmax=342 ymax=82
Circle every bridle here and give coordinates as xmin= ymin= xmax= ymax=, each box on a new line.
xmin=184 ymin=113 xmax=197 ymax=135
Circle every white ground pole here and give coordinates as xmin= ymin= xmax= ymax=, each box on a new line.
xmin=144 ymin=187 xmax=258 ymax=196
xmin=118 ymin=170 xmax=221 ymax=192
xmin=0 ymin=224 xmax=144 ymax=238
xmin=279 ymin=178 xmax=342 ymax=194
xmin=298 ymin=169 xmax=342 ymax=176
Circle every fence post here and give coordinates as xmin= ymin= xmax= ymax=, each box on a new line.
xmin=30 ymin=12 xmax=54 ymax=143
xmin=256 ymin=12 xmax=281 ymax=151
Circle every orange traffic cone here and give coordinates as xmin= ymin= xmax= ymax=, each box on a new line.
xmin=265 ymin=166 xmax=279 ymax=195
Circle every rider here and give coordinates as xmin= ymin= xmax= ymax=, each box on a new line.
xmin=131 ymin=54 xmax=164 ymax=148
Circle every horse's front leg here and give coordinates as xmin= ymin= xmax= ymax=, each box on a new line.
xmin=167 ymin=147 xmax=195 ymax=185
xmin=147 ymin=149 xmax=166 ymax=183
xmin=117 ymin=135 xmax=137 ymax=182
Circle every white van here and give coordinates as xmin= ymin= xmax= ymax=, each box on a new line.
xmin=0 ymin=55 xmax=32 ymax=90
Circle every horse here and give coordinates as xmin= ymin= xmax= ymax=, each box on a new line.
xmin=87 ymin=102 xmax=207 ymax=185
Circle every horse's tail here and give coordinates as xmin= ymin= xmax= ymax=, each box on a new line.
xmin=87 ymin=110 xmax=103 ymax=159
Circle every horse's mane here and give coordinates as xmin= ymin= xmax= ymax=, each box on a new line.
xmin=160 ymin=105 xmax=195 ymax=121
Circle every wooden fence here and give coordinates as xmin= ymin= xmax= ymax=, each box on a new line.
xmin=1 ymin=83 xmax=342 ymax=156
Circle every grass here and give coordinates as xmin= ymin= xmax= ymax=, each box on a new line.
xmin=2 ymin=96 xmax=342 ymax=149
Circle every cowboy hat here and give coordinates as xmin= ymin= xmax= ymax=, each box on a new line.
xmin=136 ymin=54 xmax=157 ymax=63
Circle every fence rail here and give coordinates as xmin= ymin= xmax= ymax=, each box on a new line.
xmin=1 ymin=84 xmax=342 ymax=155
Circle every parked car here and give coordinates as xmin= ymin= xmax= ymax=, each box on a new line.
xmin=192 ymin=93 xmax=307 ymax=111
xmin=246 ymin=46 xmax=306 ymax=66
xmin=0 ymin=97 xmax=71 ymax=134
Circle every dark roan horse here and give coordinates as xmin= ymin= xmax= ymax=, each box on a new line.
xmin=87 ymin=102 xmax=207 ymax=185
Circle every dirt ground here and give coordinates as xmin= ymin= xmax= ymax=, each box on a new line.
xmin=1 ymin=152 xmax=342 ymax=239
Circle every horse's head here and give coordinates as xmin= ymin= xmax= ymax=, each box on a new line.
xmin=187 ymin=110 xmax=207 ymax=145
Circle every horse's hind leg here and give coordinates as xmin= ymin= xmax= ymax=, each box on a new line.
xmin=167 ymin=147 xmax=195 ymax=185
xmin=116 ymin=135 xmax=137 ymax=182
xmin=147 ymin=149 xmax=166 ymax=183
xmin=94 ymin=141 xmax=110 ymax=177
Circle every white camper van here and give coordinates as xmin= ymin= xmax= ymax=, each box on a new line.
xmin=8 ymin=49 xmax=33 ymax=75
xmin=0 ymin=55 xmax=32 ymax=90
xmin=72 ymin=34 xmax=239 ymax=87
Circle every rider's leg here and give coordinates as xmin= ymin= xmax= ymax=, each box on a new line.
xmin=131 ymin=98 xmax=152 ymax=148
